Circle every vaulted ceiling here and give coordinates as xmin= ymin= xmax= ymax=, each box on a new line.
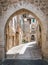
xmin=0 ymin=0 xmax=48 ymax=17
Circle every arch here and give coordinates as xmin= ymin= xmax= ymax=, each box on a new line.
xmin=1 ymin=1 xmax=46 ymax=59
xmin=5 ymin=8 xmax=43 ymax=29
xmin=5 ymin=8 xmax=43 ymax=49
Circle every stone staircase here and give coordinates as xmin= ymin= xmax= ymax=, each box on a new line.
xmin=2 ymin=59 xmax=48 ymax=65
xmin=6 ymin=44 xmax=42 ymax=60
xmin=2 ymin=44 xmax=48 ymax=65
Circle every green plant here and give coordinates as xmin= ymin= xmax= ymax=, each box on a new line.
xmin=22 ymin=39 xmax=28 ymax=43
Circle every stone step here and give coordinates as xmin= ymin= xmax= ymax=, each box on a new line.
xmin=2 ymin=59 xmax=48 ymax=65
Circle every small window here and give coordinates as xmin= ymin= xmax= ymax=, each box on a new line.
xmin=31 ymin=18 xmax=35 ymax=23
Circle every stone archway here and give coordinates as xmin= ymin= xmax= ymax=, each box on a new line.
xmin=0 ymin=1 xmax=47 ymax=59
xmin=5 ymin=8 xmax=46 ymax=59
xmin=5 ymin=9 xmax=42 ymax=52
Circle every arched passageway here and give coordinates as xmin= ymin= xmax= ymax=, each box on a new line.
xmin=5 ymin=9 xmax=43 ymax=59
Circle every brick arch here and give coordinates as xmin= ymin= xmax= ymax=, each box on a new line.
xmin=0 ymin=1 xmax=47 ymax=59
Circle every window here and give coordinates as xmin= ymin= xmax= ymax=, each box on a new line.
xmin=31 ymin=18 xmax=35 ymax=23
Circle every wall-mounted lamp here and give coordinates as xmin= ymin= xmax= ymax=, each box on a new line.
xmin=24 ymin=18 xmax=27 ymax=21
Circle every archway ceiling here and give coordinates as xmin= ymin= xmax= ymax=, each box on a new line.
xmin=0 ymin=0 xmax=48 ymax=17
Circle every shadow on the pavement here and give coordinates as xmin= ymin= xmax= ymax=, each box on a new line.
xmin=2 ymin=59 xmax=48 ymax=65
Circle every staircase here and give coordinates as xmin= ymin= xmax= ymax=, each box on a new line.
xmin=2 ymin=59 xmax=48 ymax=65
xmin=1 ymin=44 xmax=48 ymax=65
xmin=7 ymin=44 xmax=42 ymax=59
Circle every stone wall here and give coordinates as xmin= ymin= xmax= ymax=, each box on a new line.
xmin=44 ymin=18 xmax=48 ymax=58
xmin=0 ymin=0 xmax=48 ymax=16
